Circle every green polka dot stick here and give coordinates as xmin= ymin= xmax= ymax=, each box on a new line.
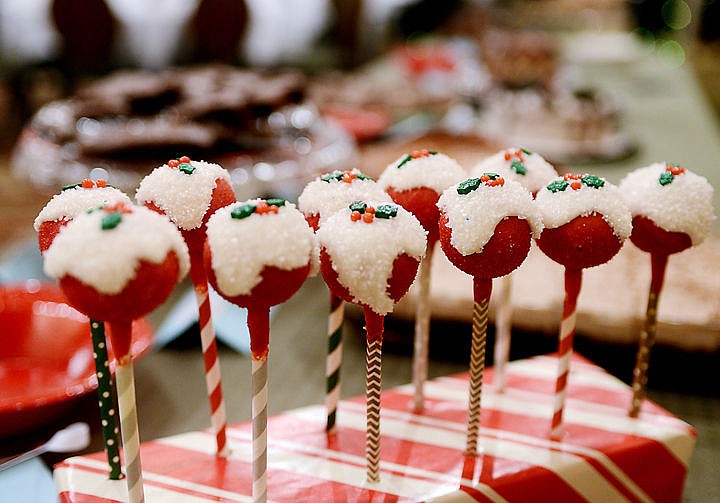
xmin=89 ymin=319 xmax=123 ymax=480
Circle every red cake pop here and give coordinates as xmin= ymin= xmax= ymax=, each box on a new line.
xmin=377 ymin=150 xmax=466 ymax=411
xmin=204 ymin=198 xmax=315 ymax=503
xmin=43 ymin=202 xmax=190 ymax=503
xmin=35 ymin=178 xmax=131 ymax=479
xmin=136 ymin=156 xmax=235 ymax=455
xmin=298 ymin=168 xmax=391 ymax=432
xmin=535 ymin=173 xmax=631 ymax=438
xmin=620 ymin=163 xmax=715 ymax=417
xmin=437 ymin=174 xmax=541 ymax=455
xmin=317 ymin=200 xmax=426 ymax=482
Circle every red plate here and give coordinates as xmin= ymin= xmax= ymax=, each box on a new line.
xmin=0 ymin=280 xmax=153 ymax=437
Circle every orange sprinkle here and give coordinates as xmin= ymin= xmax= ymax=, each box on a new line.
xmin=179 ymin=156 xmax=191 ymax=163
xmin=504 ymin=152 xmax=512 ymax=161
xmin=563 ymin=173 xmax=582 ymax=181
xmin=255 ymin=200 xmax=270 ymax=214
xmin=351 ymin=211 xmax=362 ymax=221
xmin=411 ymin=149 xmax=430 ymax=159
xmin=168 ymin=159 xmax=180 ymax=168
xmin=480 ymin=174 xmax=490 ymax=182
xmin=362 ymin=212 xmax=374 ymax=223
xmin=571 ymin=181 xmax=582 ymax=190
xmin=96 ymin=179 xmax=107 ymax=188
xmin=366 ymin=206 xmax=375 ymax=214
xmin=270 ymin=205 xmax=279 ymax=214
xmin=669 ymin=165 xmax=685 ymax=175
xmin=487 ymin=178 xmax=505 ymax=187
xmin=81 ymin=179 xmax=94 ymax=188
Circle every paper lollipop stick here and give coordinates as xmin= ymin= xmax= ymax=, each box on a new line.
xmin=465 ymin=278 xmax=491 ymax=455
xmin=619 ymin=163 xmax=714 ymax=417
xmin=89 ymin=319 xmax=123 ymax=479
xmin=364 ymin=308 xmax=384 ymax=482
xmin=550 ymin=268 xmax=582 ymax=439
xmin=492 ymin=275 xmax=513 ymax=393
xmin=535 ymin=174 xmax=631 ymax=439
xmin=629 ymin=254 xmax=666 ymax=417
xmin=137 ymin=156 xmax=236 ymax=456
xmin=411 ymin=244 xmax=434 ymax=411
xmin=204 ymin=198 xmax=315 ymax=503
xmin=35 ymin=179 xmax=131 ymax=479
xmin=378 ymin=150 xmax=465 ymax=412
xmin=469 ymin=149 xmax=558 ymax=395
xmin=317 ymin=200 xmax=425 ymax=483
xmin=438 ymin=175 xmax=541 ymax=454
xmin=325 ymin=294 xmax=345 ymax=432
xmin=297 ymin=169 xmax=392 ymax=428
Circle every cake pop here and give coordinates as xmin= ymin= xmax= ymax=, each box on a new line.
xmin=204 ymin=198 xmax=315 ymax=503
xmin=470 ymin=148 xmax=558 ymax=393
xmin=34 ymin=178 xmax=131 ymax=480
xmin=377 ymin=149 xmax=466 ymax=411
xmin=136 ymin=155 xmax=235 ymax=455
xmin=298 ymin=169 xmax=391 ymax=432
xmin=317 ymin=200 xmax=426 ymax=482
xmin=620 ymin=163 xmax=714 ymax=417
xmin=437 ymin=174 xmax=541 ymax=455
xmin=535 ymin=173 xmax=631 ymax=438
xmin=44 ymin=202 xmax=190 ymax=503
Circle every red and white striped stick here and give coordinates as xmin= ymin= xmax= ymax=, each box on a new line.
xmin=629 ymin=253 xmax=668 ymax=417
xmin=465 ymin=277 xmax=492 ymax=456
xmin=493 ymin=275 xmax=513 ymax=393
xmin=109 ymin=320 xmax=145 ymax=503
xmin=412 ymin=244 xmax=434 ymax=412
xmin=363 ymin=307 xmax=385 ymax=483
xmin=325 ymin=294 xmax=345 ymax=433
xmin=550 ymin=268 xmax=583 ymax=440
xmin=247 ymin=308 xmax=270 ymax=503
xmin=192 ymin=279 xmax=229 ymax=456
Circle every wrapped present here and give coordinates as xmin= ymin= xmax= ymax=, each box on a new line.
xmin=55 ymin=354 xmax=694 ymax=502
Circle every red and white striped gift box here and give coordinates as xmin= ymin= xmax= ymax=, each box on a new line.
xmin=55 ymin=354 xmax=695 ymax=502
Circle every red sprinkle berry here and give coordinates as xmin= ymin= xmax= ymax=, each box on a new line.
xmin=179 ymin=156 xmax=191 ymax=164
xmin=487 ymin=178 xmax=505 ymax=187
xmin=666 ymin=164 xmax=685 ymax=176
xmin=362 ymin=212 xmax=374 ymax=223
xmin=480 ymin=174 xmax=490 ymax=182
xmin=350 ymin=211 xmax=361 ymax=221
xmin=104 ymin=201 xmax=132 ymax=214
xmin=96 ymin=179 xmax=107 ymax=188
xmin=411 ymin=149 xmax=430 ymax=159
xmin=564 ymin=173 xmax=582 ymax=181
xmin=571 ymin=181 xmax=582 ymax=190
xmin=167 ymin=159 xmax=180 ymax=168
xmin=365 ymin=206 xmax=375 ymax=214
xmin=81 ymin=179 xmax=94 ymax=188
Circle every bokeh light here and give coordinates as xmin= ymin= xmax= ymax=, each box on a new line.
xmin=662 ymin=0 xmax=692 ymax=30
xmin=656 ymin=39 xmax=686 ymax=68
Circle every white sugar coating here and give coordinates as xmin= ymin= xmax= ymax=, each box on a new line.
xmin=316 ymin=202 xmax=427 ymax=315
xmin=377 ymin=153 xmax=466 ymax=193
xmin=136 ymin=160 xmax=233 ymax=230
xmin=34 ymin=186 xmax=132 ymax=231
xmin=470 ymin=148 xmax=558 ymax=194
xmin=44 ymin=205 xmax=190 ymax=295
xmin=437 ymin=179 xmax=542 ymax=256
xmin=206 ymin=200 xmax=316 ymax=297
xmin=297 ymin=169 xmax=391 ymax=223
xmin=535 ymin=176 xmax=632 ymax=239
xmin=619 ymin=162 xmax=715 ymax=245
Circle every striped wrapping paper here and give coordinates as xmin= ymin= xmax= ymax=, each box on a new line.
xmin=55 ymin=354 xmax=695 ymax=503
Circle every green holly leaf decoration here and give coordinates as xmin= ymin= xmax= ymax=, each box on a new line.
xmin=581 ymin=175 xmax=605 ymax=189
xmin=349 ymin=201 xmax=367 ymax=213
xmin=659 ymin=171 xmax=674 ymax=186
xmin=231 ymin=204 xmax=256 ymax=219
xmin=510 ymin=160 xmax=527 ymax=175
xmin=521 ymin=148 xmax=533 ymax=155
xmin=457 ymin=177 xmax=481 ymax=195
xmin=396 ymin=155 xmax=413 ymax=169
xmin=375 ymin=204 xmax=398 ymax=219
xmin=178 ymin=163 xmax=196 ymax=175
xmin=101 ymin=212 xmax=123 ymax=230
xmin=320 ymin=171 xmax=343 ymax=183
xmin=265 ymin=198 xmax=286 ymax=207
xmin=62 ymin=183 xmax=82 ymax=191
xmin=547 ymin=180 xmax=569 ymax=193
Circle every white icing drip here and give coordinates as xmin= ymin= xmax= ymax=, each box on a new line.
xmin=437 ymin=179 xmax=542 ymax=256
xmin=317 ymin=202 xmax=427 ymax=315
xmin=535 ymin=176 xmax=632 ymax=239
xmin=297 ymin=170 xmax=391 ymax=223
xmin=136 ymin=160 xmax=233 ymax=230
xmin=205 ymin=200 xmax=315 ymax=297
xmin=378 ymin=153 xmax=466 ymax=193
xmin=470 ymin=148 xmax=558 ymax=194
xmin=619 ymin=163 xmax=715 ymax=245
xmin=34 ymin=186 xmax=131 ymax=231
xmin=43 ymin=205 xmax=190 ymax=295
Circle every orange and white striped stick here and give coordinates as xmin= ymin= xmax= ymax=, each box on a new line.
xmin=192 ymin=279 xmax=229 ymax=456
xmin=550 ymin=268 xmax=583 ymax=440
